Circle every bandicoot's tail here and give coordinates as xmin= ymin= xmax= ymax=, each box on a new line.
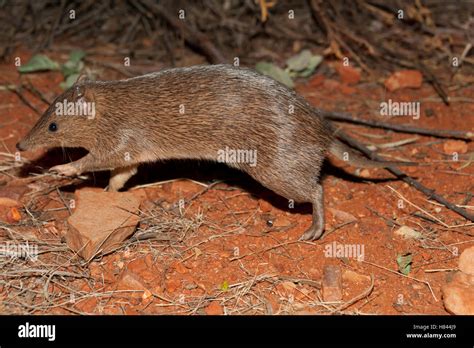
xmin=329 ymin=138 xmax=417 ymax=168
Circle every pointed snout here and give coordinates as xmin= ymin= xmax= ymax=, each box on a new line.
xmin=16 ymin=141 xmax=26 ymax=151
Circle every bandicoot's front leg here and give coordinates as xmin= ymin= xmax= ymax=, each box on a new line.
xmin=49 ymin=162 xmax=81 ymax=176
xmin=107 ymin=165 xmax=138 ymax=192
xmin=49 ymin=153 xmax=125 ymax=176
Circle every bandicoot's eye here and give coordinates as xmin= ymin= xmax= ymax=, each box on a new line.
xmin=48 ymin=122 xmax=58 ymax=132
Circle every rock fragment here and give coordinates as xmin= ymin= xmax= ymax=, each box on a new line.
xmin=66 ymin=188 xmax=140 ymax=260
xmin=322 ymin=264 xmax=343 ymax=302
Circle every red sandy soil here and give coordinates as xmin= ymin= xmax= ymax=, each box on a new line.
xmin=0 ymin=49 xmax=472 ymax=315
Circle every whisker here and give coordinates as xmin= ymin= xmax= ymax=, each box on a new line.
xmin=61 ymin=143 xmax=66 ymax=161
xmin=66 ymin=148 xmax=73 ymax=163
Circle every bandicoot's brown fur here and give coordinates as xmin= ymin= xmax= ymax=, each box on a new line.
xmin=17 ymin=64 xmax=411 ymax=240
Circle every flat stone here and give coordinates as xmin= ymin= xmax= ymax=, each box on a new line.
xmin=442 ymin=272 xmax=474 ymax=314
xmin=66 ymin=188 xmax=140 ymax=260
xmin=459 ymin=246 xmax=474 ymax=275
xmin=384 ymin=70 xmax=423 ymax=91
xmin=443 ymin=140 xmax=468 ymax=155
xmin=342 ymin=269 xmax=371 ymax=284
xmin=322 ymin=264 xmax=343 ymax=302
xmin=117 ymin=270 xmax=148 ymax=291
xmin=394 ymin=225 xmax=423 ymax=240
xmin=328 ymin=207 xmax=357 ymax=223
xmin=117 ymin=270 xmax=149 ymax=299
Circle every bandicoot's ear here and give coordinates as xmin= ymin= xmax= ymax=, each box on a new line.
xmin=73 ymin=84 xmax=85 ymax=99
xmin=72 ymin=74 xmax=93 ymax=100
xmin=77 ymin=73 xmax=89 ymax=83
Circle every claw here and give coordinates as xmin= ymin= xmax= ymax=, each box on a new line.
xmin=299 ymin=224 xmax=324 ymax=241
xmin=49 ymin=163 xmax=79 ymax=177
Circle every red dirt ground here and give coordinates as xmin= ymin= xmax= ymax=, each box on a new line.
xmin=0 ymin=49 xmax=472 ymax=315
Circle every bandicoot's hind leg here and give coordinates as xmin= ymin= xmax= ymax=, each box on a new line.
xmin=300 ymin=183 xmax=325 ymax=241
xmin=107 ymin=165 xmax=138 ymax=192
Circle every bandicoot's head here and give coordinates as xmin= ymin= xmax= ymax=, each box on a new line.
xmin=16 ymin=77 xmax=98 ymax=152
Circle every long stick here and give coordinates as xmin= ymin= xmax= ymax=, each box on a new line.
xmin=324 ymin=111 xmax=473 ymax=140
xmin=336 ymin=132 xmax=474 ymax=223
xmin=10 ymin=87 xmax=41 ymax=115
